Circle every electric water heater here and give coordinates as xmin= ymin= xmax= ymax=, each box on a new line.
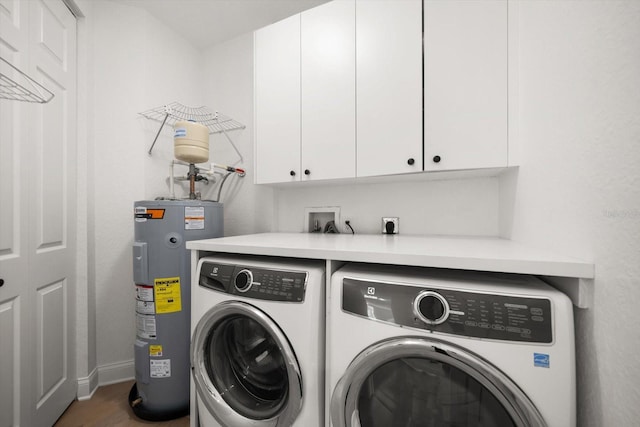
xmin=129 ymin=200 xmax=223 ymax=421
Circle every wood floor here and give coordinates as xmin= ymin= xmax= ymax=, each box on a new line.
xmin=54 ymin=380 xmax=190 ymax=427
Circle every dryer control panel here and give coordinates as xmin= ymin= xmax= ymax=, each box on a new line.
xmin=199 ymin=261 xmax=308 ymax=302
xmin=342 ymin=278 xmax=553 ymax=343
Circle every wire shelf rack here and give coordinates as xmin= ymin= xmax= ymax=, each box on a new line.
xmin=138 ymin=102 xmax=246 ymax=134
xmin=0 ymin=56 xmax=54 ymax=103
xmin=139 ymin=102 xmax=246 ymax=162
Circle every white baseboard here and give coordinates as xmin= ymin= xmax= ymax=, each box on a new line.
xmin=76 ymin=367 xmax=99 ymax=401
xmin=97 ymin=359 xmax=135 ymax=387
xmin=75 ymin=360 xmax=135 ymax=401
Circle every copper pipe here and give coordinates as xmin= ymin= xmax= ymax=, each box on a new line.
xmin=189 ymin=163 xmax=197 ymax=199
xmin=189 ymin=174 xmax=196 ymax=199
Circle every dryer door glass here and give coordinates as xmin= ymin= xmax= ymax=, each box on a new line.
xmin=357 ymin=357 xmax=514 ymax=427
xmin=331 ymin=337 xmax=545 ymax=427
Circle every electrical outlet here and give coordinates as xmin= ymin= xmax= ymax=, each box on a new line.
xmin=382 ymin=217 xmax=399 ymax=234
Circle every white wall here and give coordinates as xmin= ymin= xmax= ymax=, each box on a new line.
xmin=201 ymin=33 xmax=275 ymax=236
xmin=274 ymin=177 xmax=500 ymax=235
xmin=87 ymin=0 xmax=204 ymax=381
xmin=501 ymin=2 xmax=640 ymax=425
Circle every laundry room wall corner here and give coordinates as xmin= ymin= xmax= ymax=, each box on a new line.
xmin=202 ymin=32 xmax=276 ymax=236
xmin=74 ymin=0 xmax=98 ymax=400
xmin=499 ymin=1 xmax=640 ymax=425
xmin=87 ymin=0 xmax=205 ymax=387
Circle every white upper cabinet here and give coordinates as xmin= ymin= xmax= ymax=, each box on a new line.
xmin=356 ymin=0 xmax=423 ymax=177
xmin=255 ymin=0 xmax=512 ymax=184
xmin=424 ymin=0 xmax=508 ymax=171
xmin=254 ymin=14 xmax=301 ymax=184
xmin=301 ymin=0 xmax=356 ymax=181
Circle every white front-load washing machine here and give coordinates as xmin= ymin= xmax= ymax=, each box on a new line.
xmin=328 ymin=264 xmax=575 ymax=427
xmin=191 ymin=255 xmax=325 ymax=427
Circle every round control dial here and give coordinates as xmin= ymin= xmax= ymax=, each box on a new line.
xmin=234 ymin=269 xmax=253 ymax=293
xmin=414 ymin=291 xmax=449 ymax=325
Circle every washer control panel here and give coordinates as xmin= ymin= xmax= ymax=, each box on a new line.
xmin=342 ymin=278 xmax=553 ymax=343
xmin=199 ymin=262 xmax=307 ymax=302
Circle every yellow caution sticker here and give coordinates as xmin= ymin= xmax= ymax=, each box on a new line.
xmin=149 ymin=345 xmax=163 ymax=357
xmin=154 ymin=277 xmax=182 ymax=314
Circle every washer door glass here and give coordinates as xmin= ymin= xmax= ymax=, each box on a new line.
xmin=192 ymin=301 xmax=303 ymax=426
xmin=357 ymin=357 xmax=514 ymax=427
xmin=331 ymin=337 xmax=546 ymax=427
xmin=206 ymin=315 xmax=288 ymax=418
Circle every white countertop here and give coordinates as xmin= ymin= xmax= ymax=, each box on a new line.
xmin=186 ymin=233 xmax=594 ymax=279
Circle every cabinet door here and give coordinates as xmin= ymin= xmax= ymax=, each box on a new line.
xmin=255 ymin=14 xmax=301 ymax=184
xmin=356 ymin=0 xmax=422 ymax=177
xmin=301 ymin=0 xmax=356 ymax=181
xmin=424 ymin=0 xmax=508 ymax=171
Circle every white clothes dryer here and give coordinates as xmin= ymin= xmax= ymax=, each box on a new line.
xmin=328 ymin=264 xmax=575 ymax=427
xmin=191 ymin=255 xmax=325 ymax=427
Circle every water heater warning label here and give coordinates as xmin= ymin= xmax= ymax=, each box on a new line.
xmin=136 ymin=285 xmax=154 ymax=302
xmin=136 ymin=300 xmax=155 ymax=315
xmin=149 ymin=345 xmax=163 ymax=357
xmin=154 ymin=277 xmax=182 ymax=314
xmin=150 ymin=359 xmax=171 ymax=378
xmin=185 ymin=206 xmax=205 ymax=230
xmin=136 ymin=313 xmax=156 ymax=339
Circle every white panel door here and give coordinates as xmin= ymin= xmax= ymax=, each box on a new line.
xmin=0 ymin=1 xmax=32 ymax=426
xmin=254 ymin=14 xmax=301 ymax=184
xmin=0 ymin=1 xmax=77 ymax=426
xmin=28 ymin=0 xmax=77 ymax=425
xmin=424 ymin=0 xmax=508 ymax=171
xmin=301 ymin=0 xmax=356 ymax=181
xmin=356 ymin=0 xmax=422 ymax=178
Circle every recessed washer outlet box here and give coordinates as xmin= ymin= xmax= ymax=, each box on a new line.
xmin=305 ymin=207 xmax=341 ymax=233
